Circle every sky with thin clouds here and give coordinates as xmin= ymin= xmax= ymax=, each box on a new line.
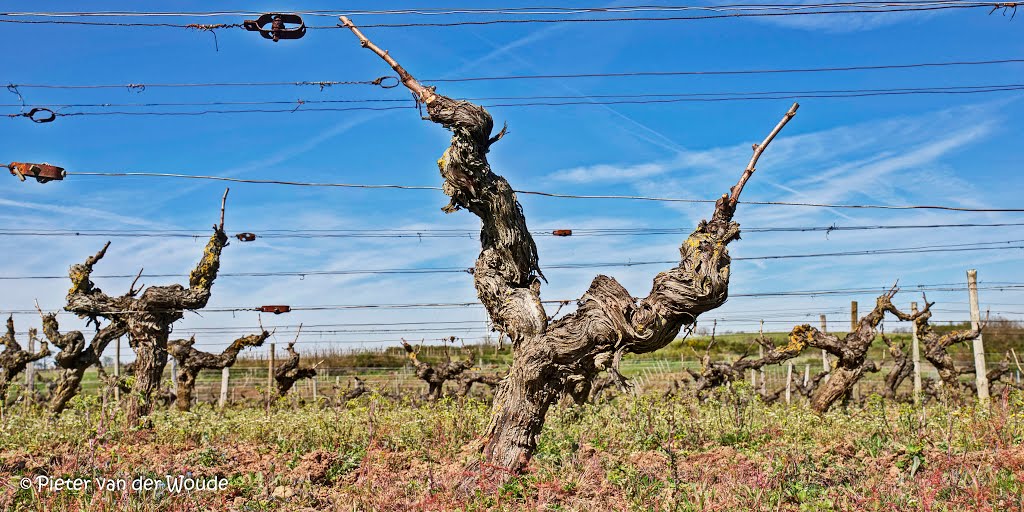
xmin=1 ymin=1 xmax=1023 ymax=360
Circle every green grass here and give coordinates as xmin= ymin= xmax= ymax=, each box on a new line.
xmin=2 ymin=385 xmax=1024 ymax=511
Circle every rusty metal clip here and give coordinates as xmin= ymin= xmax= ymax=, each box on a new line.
xmin=243 ymin=13 xmax=306 ymax=42
xmin=235 ymin=232 xmax=257 ymax=242
xmin=260 ymin=305 xmax=291 ymax=314
xmin=8 ymin=162 xmax=66 ymax=183
xmin=552 ymin=229 xmax=573 ymax=237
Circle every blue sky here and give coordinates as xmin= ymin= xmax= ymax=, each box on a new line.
xmin=2 ymin=1 xmax=1023 ymax=357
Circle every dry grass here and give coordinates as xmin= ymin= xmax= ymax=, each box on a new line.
xmin=2 ymin=384 xmax=1024 ymax=511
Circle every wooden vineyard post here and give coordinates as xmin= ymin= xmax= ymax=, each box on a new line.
xmin=170 ymin=358 xmax=178 ymax=396
xmin=911 ymin=301 xmax=922 ymax=405
xmin=114 ymin=336 xmax=121 ymax=402
xmin=967 ymin=269 xmax=990 ymax=402
xmin=804 ymin=364 xmax=810 ymax=386
xmin=850 ymin=302 xmax=858 ymax=332
xmin=820 ymin=315 xmax=830 ymax=382
xmin=312 ymin=374 xmax=318 ymax=403
xmin=785 ymin=362 xmax=793 ymax=405
xmin=267 ymin=343 xmax=276 ymax=406
xmin=758 ymin=320 xmax=766 ymax=394
xmin=25 ymin=334 xmax=34 ymax=394
xmin=219 ymin=367 xmax=229 ymax=409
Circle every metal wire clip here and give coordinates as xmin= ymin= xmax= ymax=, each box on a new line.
xmin=243 ymin=13 xmax=306 ymax=42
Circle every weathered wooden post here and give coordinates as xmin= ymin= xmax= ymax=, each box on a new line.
xmin=967 ymin=269 xmax=990 ymax=402
xmin=820 ymin=315 xmax=830 ymax=382
xmin=219 ymin=367 xmax=229 ymax=408
xmin=170 ymin=358 xmax=178 ymax=396
xmin=114 ymin=336 xmax=121 ymax=402
xmin=911 ymin=301 xmax=922 ymax=404
xmin=850 ymin=302 xmax=858 ymax=332
xmin=25 ymin=334 xmax=35 ymax=393
xmin=758 ymin=320 xmax=767 ymax=394
xmin=785 ymin=362 xmax=793 ymax=405
xmin=267 ymin=343 xmax=276 ymax=405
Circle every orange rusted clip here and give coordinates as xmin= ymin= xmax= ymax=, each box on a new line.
xmin=243 ymin=13 xmax=306 ymax=42
xmin=552 ymin=229 xmax=573 ymax=237
xmin=260 ymin=305 xmax=291 ymax=314
xmin=8 ymin=162 xmax=66 ymax=183
xmin=236 ymin=232 xmax=257 ymax=242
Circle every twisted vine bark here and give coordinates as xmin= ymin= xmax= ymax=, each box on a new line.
xmin=880 ymin=331 xmax=912 ymax=400
xmin=791 ymin=370 xmax=828 ymax=399
xmin=39 ymin=312 xmax=127 ymax=415
xmin=340 ymin=376 xmax=369 ymax=402
xmin=167 ymin=331 xmax=269 ymax=411
xmin=340 ymin=16 xmax=799 ymax=474
xmin=969 ymin=355 xmax=1022 ymax=394
xmin=64 ymin=190 xmax=231 ymax=424
xmin=789 ymin=287 xmax=921 ymax=413
xmin=275 ymin=341 xmax=316 ymax=397
xmin=0 ymin=316 xmax=50 ymax=401
xmin=401 ymin=339 xmax=474 ymax=400
xmin=913 ymin=296 xmax=982 ymax=393
xmin=685 ymin=335 xmax=805 ymax=398
xmin=456 ymin=372 xmax=503 ymax=398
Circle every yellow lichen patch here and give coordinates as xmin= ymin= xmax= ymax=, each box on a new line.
xmin=437 ymin=149 xmax=450 ymax=172
xmin=189 ymin=234 xmax=224 ymax=290
xmin=789 ymin=324 xmax=815 ymax=349
xmin=67 ymin=268 xmax=89 ymax=296
xmin=782 ymin=333 xmax=807 ymax=354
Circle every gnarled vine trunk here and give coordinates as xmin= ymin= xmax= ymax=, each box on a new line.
xmin=880 ymin=332 xmax=912 ymax=399
xmin=913 ymin=297 xmax=982 ymax=395
xmin=0 ymin=317 xmax=50 ymax=402
xmin=457 ymin=372 xmax=503 ymax=398
xmin=789 ymin=287 xmax=921 ymax=413
xmin=167 ymin=331 xmax=269 ymax=411
xmin=64 ymin=191 xmax=231 ymax=424
xmin=402 ymin=339 xmax=474 ymax=400
xmin=686 ymin=335 xmax=805 ymax=399
xmin=39 ymin=312 xmax=127 ymax=415
xmin=340 ymin=16 xmax=799 ymax=474
xmin=275 ymin=341 xmax=316 ymax=397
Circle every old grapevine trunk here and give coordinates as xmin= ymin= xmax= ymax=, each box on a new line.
xmin=881 ymin=332 xmax=912 ymax=399
xmin=65 ymin=191 xmax=230 ymax=424
xmin=275 ymin=342 xmax=316 ymax=397
xmin=167 ymin=331 xmax=269 ymax=411
xmin=402 ymin=339 xmax=474 ymax=400
xmin=0 ymin=317 xmax=50 ymax=401
xmin=340 ymin=16 xmax=798 ymax=474
xmin=40 ymin=312 xmax=127 ymax=415
xmin=790 ymin=287 xmax=922 ymax=413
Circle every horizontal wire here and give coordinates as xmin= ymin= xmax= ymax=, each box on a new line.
xmin=0 ymin=3 xmax=999 ymax=19
xmin=7 ymin=84 xmax=1024 ymax=118
xmin=9 ymin=58 xmax=1023 ymax=90
xmin=347 ymin=5 xmax=1013 ymax=28
xmin=59 ymin=172 xmax=1024 ymax=212
xmin=2 ymin=240 xmax=1022 ymax=281
xmin=3 ymin=221 xmax=1022 ymax=239
xmin=9 ymin=84 xmax=1024 ymax=119
xmin=0 ymin=3 xmax=1009 ymax=29
xmin=8 ymin=283 xmax=1022 ymax=316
